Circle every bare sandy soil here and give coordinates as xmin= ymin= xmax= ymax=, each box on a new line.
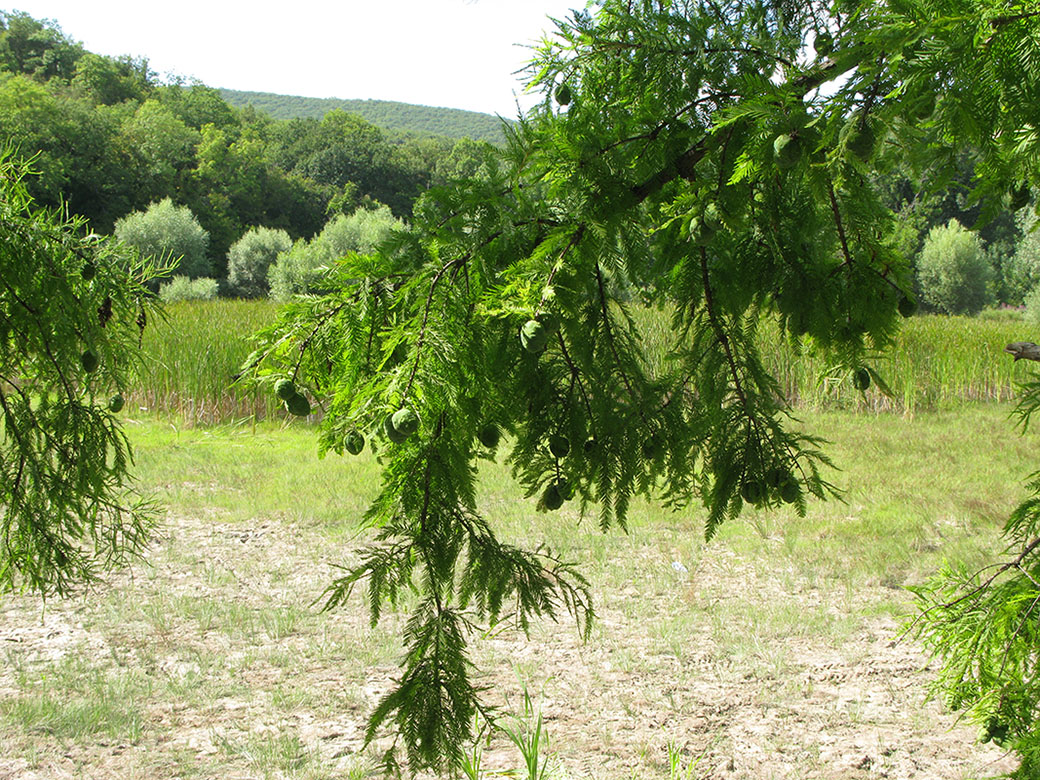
xmin=0 ymin=508 xmax=1017 ymax=780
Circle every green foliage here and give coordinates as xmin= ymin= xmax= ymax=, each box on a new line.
xmin=0 ymin=16 xmax=444 ymax=275
xmin=265 ymin=240 xmax=322 ymax=302
xmin=72 ymin=52 xmax=153 ymax=106
xmin=767 ymin=313 xmax=1035 ymax=410
xmin=0 ymin=11 xmax=83 ymax=81
xmin=157 ymin=82 xmax=236 ymax=131
xmin=0 ymin=150 xmax=158 ymax=595
xmin=917 ymin=220 xmax=993 ymax=315
xmin=1 ymin=0 xmax=1033 ymax=773
xmin=114 ymin=198 xmax=211 ymax=281
xmin=432 ymin=137 xmax=497 ymax=185
xmin=269 ymin=109 xmax=432 ymax=217
xmin=218 ymin=89 xmax=510 ymax=145
xmin=267 ymin=206 xmax=403 ymax=300
xmin=874 ymin=148 xmax=1022 ymax=306
xmin=158 ymin=276 xmax=219 ymax=303
xmin=1013 ymin=210 xmax=1040 ymax=309
xmin=120 ymin=99 xmax=199 ymax=200
xmin=0 ymin=75 xmax=122 ymax=224
xmin=226 ymin=226 xmax=292 ymax=298
xmin=319 ymin=204 xmax=404 ymax=256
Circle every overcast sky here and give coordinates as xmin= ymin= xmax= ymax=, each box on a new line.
xmin=9 ymin=0 xmax=584 ymax=117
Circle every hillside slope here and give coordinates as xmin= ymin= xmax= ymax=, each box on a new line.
xmin=219 ymin=89 xmax=510 ymax=144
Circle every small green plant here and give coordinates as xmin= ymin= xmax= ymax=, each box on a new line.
xmin=459 ymin=684 xmax=561 ymax=780
xmin=497 ymin=686 xmax=555 ymax=780
xmin=459 ymin=715 xmax=491 ymax=780
xmin=666 ymin=742 xmax=708 ymax=780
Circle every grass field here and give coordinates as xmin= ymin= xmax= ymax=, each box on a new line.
xmin=0 ymin=405 xmax=1033 ymax=778
xmin=2 ymin=301 xmax=1037 ymax=777
xmin=132 ymin=301 xmax=1038 ymax=425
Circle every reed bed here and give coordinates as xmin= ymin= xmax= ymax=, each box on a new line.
xmin=630 ymin=306 xmax=1037 ymax=413
xmin=131 ymin=300 xmax=281 ymax=425
xmin=762 ymin=314 xmax=1036 ymax=412
xmin=132 ymin=300 xmax=1039 ymax=425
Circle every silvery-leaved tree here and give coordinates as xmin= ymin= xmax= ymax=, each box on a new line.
xmin=0 ymin=150 xmax=160 ymax=596
xmin=243 ymin=0 xmax=1039 ymax=773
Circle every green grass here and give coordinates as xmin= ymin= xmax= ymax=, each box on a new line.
xmin=2 ymin=656 xmax=151 ymax=741
xmin=779 ymin=314 xmax=1034 ymax=410
xmin=134 ymin=300 xmax=1037 ymax=427
xmin=216 ymin=732 xmax=324 ymax=779
xmin=132 ymin=299 xmax=281 ymax=424
xmin=631 ymin=305 xmax=1035 ymax=412
xmin=123 ymin=415 xmax=379 ymax=526
xmin=3 ymin=396 xmax=1032 ymax=777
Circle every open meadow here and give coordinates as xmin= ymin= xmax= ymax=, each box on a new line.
xmin=1 ymin=302 xmax=1038 ymax=779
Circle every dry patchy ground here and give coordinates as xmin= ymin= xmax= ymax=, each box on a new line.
xmin=0 ymin=499 xmax=1017 ymax=780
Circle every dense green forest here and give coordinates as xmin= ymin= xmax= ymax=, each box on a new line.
xmin=0 ymin=10 xmax=497 ymax=279
xmin=219 ymin=89 xmax=509 ymax=145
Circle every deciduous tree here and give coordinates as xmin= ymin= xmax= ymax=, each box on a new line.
xmin=916 ymin=219 xmax=992 ymax=315
xmin=0 ymin=10 xmax=83 ymax=81
xmin=227 ymin=226 xmax=292 ymax=298
xmin=266 ymin=205 xmax=403 ymax=300
xmin=114 ymin=197 xmax=211 ymax=281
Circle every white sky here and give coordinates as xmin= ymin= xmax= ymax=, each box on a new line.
xmin=9 ymin=0 xmax=586 ymax=117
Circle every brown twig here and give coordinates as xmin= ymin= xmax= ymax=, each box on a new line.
xmin=991 ymin=9 xmax=1040 ymax=28
xmin=826 ymin=179 xmax=854 ymax=268
xmin=699 ymin=246 xmax=749 ymax=412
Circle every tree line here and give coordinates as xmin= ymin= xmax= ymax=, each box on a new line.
xmin=0 ymin=10 xmax=495 ymax=282
xmin=218 ymin=89 xmax=510 ymax=145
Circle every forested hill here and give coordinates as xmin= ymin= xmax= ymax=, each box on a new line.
xmin=219 ymin=89 xmax=509 ymax=145
xmin=0 ymin=10 xmax=509 ymax=281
